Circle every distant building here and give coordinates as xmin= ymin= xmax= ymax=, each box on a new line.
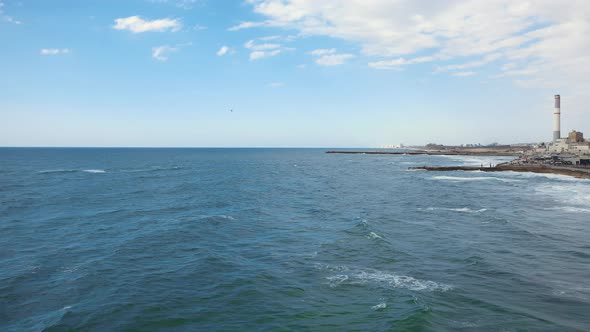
xmin=568 ymin=130 xmax=584 ymax=143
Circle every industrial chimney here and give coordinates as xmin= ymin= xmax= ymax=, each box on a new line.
xmin=553 ymin=95 xmax=561 ymax=142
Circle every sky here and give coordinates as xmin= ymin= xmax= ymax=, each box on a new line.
xmin=1 ymin=0 xmax=589 ymax=147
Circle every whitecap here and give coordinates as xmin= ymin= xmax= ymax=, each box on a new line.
xmin=321 ymin=265 xmax=452 ymax=292
xmin=82 ymin=169 xmax=106 ymax=173
xmin=367 ymin=232 xmax=383 ymax=240
xmin=421 ymin=207 xmax=487 ymax=213
xmin=371 ymin=303 xmax=387 ymax=310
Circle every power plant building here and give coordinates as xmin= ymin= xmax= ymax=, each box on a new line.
xmin=540 ymin=95 xmax=590 ymax=156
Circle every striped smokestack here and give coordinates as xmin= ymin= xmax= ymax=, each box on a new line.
xmin=553 ymin=95 xmax=560 ymax=142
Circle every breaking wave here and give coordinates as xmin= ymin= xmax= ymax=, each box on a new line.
xmin=431 ymin=176 xmax=520 ymax=183
xmin=82 ymin=169 xmax=106 ymax=173
xmin=39 ymin=169 xmax=106 ymax=174
xmin=318 ymin=264 xmax=452 ymax=292
xmin=421 ymin=207 xmax=487 ymax=213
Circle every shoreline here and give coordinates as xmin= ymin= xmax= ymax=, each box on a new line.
xmin=409 ymin=165 xmax=590 ymax=179
xmin=326 ymin=150 xmax=521 ymax=156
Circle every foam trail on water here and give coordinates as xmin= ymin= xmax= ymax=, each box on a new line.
xmin=431 ymin=176 xmax=520 ymax=183
xmin=371 ymin=303 xmax=387 ymax=310
xmin=83 ymin=169 xmax=106 ymax=173
xmin=319 ymin=264 xmax=452 ymax=292
xmin=421 ymin=207 xmax=487 ymax=213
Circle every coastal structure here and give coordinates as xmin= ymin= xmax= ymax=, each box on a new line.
xmin=535 ymin=95 xmax=590 ymax=162
xmin=554 ymin=95 xmax=561 ymax=141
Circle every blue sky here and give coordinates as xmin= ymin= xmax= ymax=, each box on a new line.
xmin=1 ymin=0 xmax=589 ymax=147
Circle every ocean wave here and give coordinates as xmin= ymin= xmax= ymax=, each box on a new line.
xmin=82 ymin=169 xmax=106 ymax=173
xmin=38 ymin=169 xmax=78 ymax=174
xmin=431 ymin=176 xmax=520 ymax=183
xmin=421 ymin=207 xmax=487 ymax=213
xmin=371 ymin=303 xmax=387 ymax=310
xmin=366 ymin=232 xmax=383 ymax=240
xmin=39 ymin=169 xmax=106 ymax=174
xmin=536 ymin=184 xmax=590 ymax=205
xmin=436 ymin=155 xmax=515 ymax=166
xmin=498 ymin=171 xmax=590 ymax=182
xmin=544 ymin=206 xmax=590 ymax=213
xmin=318 ymin=264 xmax=452 ymax=292
xmin=121 ymin=166 xmax=182 ymax=173
xmin=199 ymin=215 xmax=236 ymax=224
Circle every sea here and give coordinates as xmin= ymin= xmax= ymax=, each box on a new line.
xmin=1 ymin=148 xmax=589 ymax=331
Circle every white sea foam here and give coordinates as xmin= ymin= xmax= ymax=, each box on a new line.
xmin=436 ymin=155 xmax=515 ymax=166
xmin=82 ymin=169 xmax=106 ymax=173
xmin=497 ymin=171 xmax=587 ymax=182
xmin=544 ymin=206 xmax=590 ymax=213
xmin=39 ymin=169 xmax=106 ymax=174
xmin=431 ymin=176 xmax=520 ymax=183
xmin=321 ymin=264 xmax=452 ymax=292
xmin=367 ymin=232 xmax=383 ymax=240
xmin=422 ymin=207 xmax=487 ymax=213
xmin=371 ymin=303 xmax=387 ymax=310
xmin=536 ymin=183 xmax=590 ymax=206
xmin=38 ymin=169 xmax=77 ymax=174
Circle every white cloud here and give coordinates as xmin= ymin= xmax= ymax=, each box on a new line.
xmin=228 ymin=21 xmax=268 ymax=31
xmin=310 ymin=48 xmax=336 ymax=56
xmin=239 ymin=0 xmax=590 ymax=94
xmin=1 ymin=1 xmax=21 ymax=24
xmin=433 ymin=53 xmax=502 ymax=73
xmin=244 ymin=39 xmax=281 ymax=51
xmin=113 ymin=16 xmax=181 ymax=33
xmin=148 ymin=0 xmax=201 ymax=10
xmin=309 ymin=48 xmax=353 ymax=66
xmin=369 ymin=56 xmax=435 ymax=70
xmin=268 ymin=82 xmax=283 ymax=88
xmin=453 ymin=71 xmax=476 ymax=77
xmin=40 ymin=49 xmax=71 ymax=55
xmin=244 ymin=37 xmax=291 ymax=60
xmin=152 ymin=43 xmax=190 ymax=61
xmin=216 ymin=46 xmax=231 ymax=56
xmin=315 ymin=54 xmax=354 ymax=66
xmin=250 ymin=49 xmax=281 ymax=60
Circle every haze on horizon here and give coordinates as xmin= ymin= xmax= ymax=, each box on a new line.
xmin=1 ymin=0 xmax=589 ymax=148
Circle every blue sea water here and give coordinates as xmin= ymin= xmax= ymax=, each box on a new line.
xmin=1 ymin=148 xmax=589 ymax=331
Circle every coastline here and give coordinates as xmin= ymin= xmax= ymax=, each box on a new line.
xmin=409 ymin=165 xmax=590 ymax=179
xmin=326 ymin=150 xmax=522 ymax=156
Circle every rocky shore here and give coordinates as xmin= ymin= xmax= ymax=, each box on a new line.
xmin=409 ymin=164 xmax=590 ymax=179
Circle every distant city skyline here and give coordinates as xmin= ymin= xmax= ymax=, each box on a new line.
xmin=1 ymin=0 xmax=589 ymax=147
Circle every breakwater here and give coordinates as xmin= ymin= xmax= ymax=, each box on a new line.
xmin=410 ymin=165 xmax=590 ymax=179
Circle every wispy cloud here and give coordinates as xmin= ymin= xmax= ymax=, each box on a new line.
xmin=244 ymin=38 xmax=291 ymax=61
xmin=250 ymin=49 xmax=281 ymax=60
xmin=310 ymin=48 xmax=336 ymax=56
xmin=310 ymin=48 xmax=354 ymax=66
xmin=368 ymin=56 xmax=435 ymax=70
xmin=40 ymin=48 xmax=71 ymax=55
xmin=268 ymin=82 xmax=283 ymax=88
xmin=113 ymin=16 xmax=181 ymax=33
xmin=453 ymin=71 xmax=476 ymax=77
xmin=228 ymin=21 xmax=268 ymax=31
xmin=216 ymin=46 xmax=231 ymax=56
xmin=152 ymin=43 xmax=191 ymax=61
xmin=148 ymin=0 xmax=201 ymax=10
xmin=0 ymin=1 xmax=21 ymax=24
